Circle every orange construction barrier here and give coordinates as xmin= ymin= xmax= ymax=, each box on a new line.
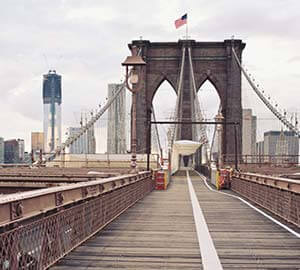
xmin=155 ymin=170 xmax=165 ymax=190
xmin=155 ymin=169 xmax=170 ymax=190
xmin=218 ymin=169 xmax=231 ymax=190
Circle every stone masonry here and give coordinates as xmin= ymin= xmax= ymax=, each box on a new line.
xmin=127 ymin=39 xmax=245 ymax=157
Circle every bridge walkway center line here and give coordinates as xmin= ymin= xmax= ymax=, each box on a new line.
xmin=186 ymin=170 xmax=223 ymax=270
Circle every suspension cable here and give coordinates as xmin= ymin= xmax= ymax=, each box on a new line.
xmin=42 ymin=48 xmax=144 ymax=164
xmin=152 ymin=106 xmax=163 ymax=154
xmin=232 ymin=46 xmax=300 ymax=137
xmin=209 ymin=104 xmax=222 ymax=161
xmin=188 ymin=47 xmax=210 ymax=161
xmin=171 ymin=46 xmax=186 ymax=145
xmin=44 ymin=84 xmax=126 ymax=163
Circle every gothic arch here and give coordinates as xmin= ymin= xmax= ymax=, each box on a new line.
xmin=128 ymin=39 xmax=245 ymax=157
xmin=150 ymin=74 xmax=177 ymax=104
xmin=196 ymin=72 xmax=225 ymax=110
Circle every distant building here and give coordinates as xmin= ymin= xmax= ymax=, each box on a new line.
xmin=242 ymin=109 xmax=257 ymax=160
xmin=4 ymin=140 xmax=18 ymax=163
xmin=31 ymin=132 xmax=44 ymax=161
xmin=31 ymin=132 xmax=44 ymax=152
xmin=87 ymin=124 xmax=96 ymax=154
xmin=43 ymin=70 xmax=62 ymax=153
xmin=275 ymin=130 xmax=289 ymax=164
xmin=69 ymin=126 xmax=96 ymax=154
xmin=0 ymin=137 xmax=4 ymax=163
xmin=256 ymin=141 xmax=264 ymax=159
xmin=4 ymin=139 xmax=25 ymax=163
xmin=107 ymin=83 xmax=126 ymax=154
xmin=23 ymin=152 xmax=32 ymax=164
xmin=264 ymin=130 xmax=299 ymax=163
xmin=18 ymin=139 xmax=25 ymax=162
xmin=69 ymin=127 xmax=83 ymax=154
xmin=275 ymin=130 xmax=288 ymax=155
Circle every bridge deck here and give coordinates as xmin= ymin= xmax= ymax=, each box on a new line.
xmin=52 ymin=171 xmax=300 ymax=269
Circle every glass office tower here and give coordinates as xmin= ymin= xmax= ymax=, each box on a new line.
xmin=43 ymin=70 xmax=62 ymax=153
xmin=0 ymin=137 xmax=4 ymax=163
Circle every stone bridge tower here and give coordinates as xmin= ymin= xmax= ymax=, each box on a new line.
xmin=127 ymin=39 xmax=245 ymax=158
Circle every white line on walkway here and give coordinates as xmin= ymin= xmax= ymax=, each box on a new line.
xmin=186 ymin=170 xmax=224 ymax=270
xmin=195 ymin=171 xmax=300 ymax=239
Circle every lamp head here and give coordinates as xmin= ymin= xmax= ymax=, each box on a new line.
xmin=122 ymin=55 xmax=146 ymax=67
xmin=215 ymin=112 xmax=224 ymax=122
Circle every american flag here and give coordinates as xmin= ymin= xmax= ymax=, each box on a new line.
xmin=175 ymin=14 xmax=187 ymax=29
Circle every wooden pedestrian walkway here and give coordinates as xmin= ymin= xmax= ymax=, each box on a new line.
xmin=190 ymin=172 xmax=300 ymax=269
xmin=52 ymin=170 xmax=300 ymax=269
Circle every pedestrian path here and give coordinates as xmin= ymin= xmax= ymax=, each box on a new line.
xmin=52 ymin=174 xmax=202 ymax=269
xmin=52 ymin=170 xmax=300 ymax=269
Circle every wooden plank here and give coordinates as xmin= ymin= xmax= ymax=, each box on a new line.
xmin=52 ymin=176 xmax=202 ymax=269
xmin=191 ymin=174 xmax=300 ymax=269
xmin=52 ymin=171 xmax=300 ymax=269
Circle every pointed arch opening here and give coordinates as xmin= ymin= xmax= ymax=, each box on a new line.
xmin=151 ymin=80 xmax=177 ymax=157
xmin=197 ymin=79 xmax=221 ymax=150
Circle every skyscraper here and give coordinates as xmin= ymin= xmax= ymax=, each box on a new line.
xmin=107 ymin=83 xmax=126 ymax=154
xmin=18 ymin=139 xmax=25 ymax=162
xmin=31 ymin=132 xmax=44 ymax=153
xmin=0 ymin=137 xmax=4 ymax=163
xmin=43 ymin=70 xmax=62 ymax=153
xmin=264 ymin=130 xmax=299 ymax=163
xmin=4 ymin=139 xmax=18 ymax=163
xmin=4 ymin=139 xmax=24 ymax=163
xmin=31 ymin=132 xmax=44 ymax=160
xmin=242 ymin=109 xmax=257 ymax=157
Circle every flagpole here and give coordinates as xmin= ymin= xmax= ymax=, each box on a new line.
xmin=186 ymin=16 xmax=188 ymax=39
xmin=186 ymin=20 xmax=188 ymax=39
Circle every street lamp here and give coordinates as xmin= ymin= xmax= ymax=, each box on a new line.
xmin=122 ymin=46 xmax=146 ymax=173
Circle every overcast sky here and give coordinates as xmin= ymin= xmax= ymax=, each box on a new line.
xmin=0 ymin=0 xmax=300 ymax=152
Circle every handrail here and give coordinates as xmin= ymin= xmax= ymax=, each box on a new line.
xmin=232 ymin=171 xmax=300 ymax=227
xmin=0 ymin=170 xmax=154 ymax=269
xmin=0 ymin=171 xmax=151 ymax=227
xmin=233 ymin=171 xmax=300 ymax=193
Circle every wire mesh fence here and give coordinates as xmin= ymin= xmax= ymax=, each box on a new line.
xmin=0 ymin=174 xmax=154 ymax=269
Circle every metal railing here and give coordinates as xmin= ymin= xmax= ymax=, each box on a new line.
xmin=223 ymin=154 xmax=300 ymax=165
xmin=232 ymin=172 xmax=300 ymax=227
xmin=0 ymin=172 xmax=154 ymax=269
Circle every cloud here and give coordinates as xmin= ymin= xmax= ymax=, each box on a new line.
xmin=0 ymin=0 xmax=300 ymax=152
xmin=190 ymin=0 xmax=300 ymax=41
xmin=288 ymin=56 xmax=300 ymax=63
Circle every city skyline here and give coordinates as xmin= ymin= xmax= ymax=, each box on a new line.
xmin=0 ymin=1 xmax=300 ymax=152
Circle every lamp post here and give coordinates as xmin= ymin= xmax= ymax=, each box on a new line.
xmin=215 ymin=112 xmax=224 ymax=169
xmin=122 ymin=46 xmax=146 ymax=173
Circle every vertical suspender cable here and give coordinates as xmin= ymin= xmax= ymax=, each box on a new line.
xmin=188 ymin=47 xmax=210 ymax=161
xmin=232 ymin=47 xmax=299 ymax=137
xmin=171 ymin=46 xmax=186 ymax=145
